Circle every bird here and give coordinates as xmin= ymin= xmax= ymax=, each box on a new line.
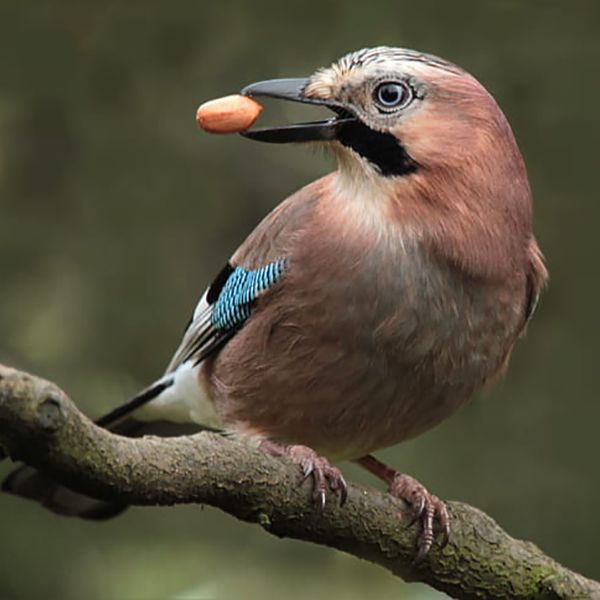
xmin=1 ymin=46 xmax=547 ymax=562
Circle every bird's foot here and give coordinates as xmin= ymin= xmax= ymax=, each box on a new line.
xmin=389 ymin=472 xmax=450 ymax=564
xmin=258 ymin=440 xmax=347 ymax=511
xmin=355 ymin=454 xmax=449 ymax=564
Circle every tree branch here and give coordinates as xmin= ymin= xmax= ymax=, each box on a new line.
xmin=0 ymin=363 xmax=597 ymax=600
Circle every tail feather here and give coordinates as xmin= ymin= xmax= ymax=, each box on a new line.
xmin=94 ymin=379 xmax=173 ymax=429
xmin=1 ymin=378 xmax=202 ymax=520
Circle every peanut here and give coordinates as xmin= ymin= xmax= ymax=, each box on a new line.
xmin=196 ymin=95 xmax=262 ymax=134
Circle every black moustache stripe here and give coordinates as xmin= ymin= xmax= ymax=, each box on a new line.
xmin=336 ymin=120 xmax=418 ymax=177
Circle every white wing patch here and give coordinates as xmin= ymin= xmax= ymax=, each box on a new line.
xmin=164 ymin=291 xmax=215 ymax=374
xmin=134 ymin=260 xmax=286 ymax=431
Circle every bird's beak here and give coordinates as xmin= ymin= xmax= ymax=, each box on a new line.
xmin=240 ymin=78 xmax=356 ymax=143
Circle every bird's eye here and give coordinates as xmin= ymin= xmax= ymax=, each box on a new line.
xmin=373 ymin=82 xmax=412 ymax=110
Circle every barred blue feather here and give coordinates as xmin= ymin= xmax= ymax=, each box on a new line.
xmin=211 ymin=259 xmax=287 ymax=331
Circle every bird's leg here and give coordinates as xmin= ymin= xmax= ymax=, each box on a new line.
xmin=258 ymin=440 xmax=348 ymax=511
xmin=355 ymin=454 xmax=450 ymax=564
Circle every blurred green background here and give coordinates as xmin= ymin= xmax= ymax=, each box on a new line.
xmin=0 ymin=1 xmax=598 ymax=598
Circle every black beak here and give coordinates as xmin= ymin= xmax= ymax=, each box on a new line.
xmin=240 ymin=78 xmax=356 ymax=143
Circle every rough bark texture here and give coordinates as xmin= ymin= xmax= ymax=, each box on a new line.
xmin=0 ymin=363 xmax=598 ymax=600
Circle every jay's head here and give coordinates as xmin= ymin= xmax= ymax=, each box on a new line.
xmin=241 ymin=46 xmax=526 ymax=194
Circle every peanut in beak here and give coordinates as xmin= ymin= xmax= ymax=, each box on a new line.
xmin=196 ymin=94 xmax=263 ymax=134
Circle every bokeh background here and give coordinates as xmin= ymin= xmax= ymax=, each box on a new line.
xmin=0 ymin=1 xmax=598 ymax=598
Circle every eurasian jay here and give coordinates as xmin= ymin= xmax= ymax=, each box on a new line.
xmin=1 ymin=47 xmax=547 ymax=562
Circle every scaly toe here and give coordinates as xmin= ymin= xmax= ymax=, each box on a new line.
xmin=260 ymin=441 xmax=347 ymax=509
xmin=389 ymin=473 xmax=449 ymax=564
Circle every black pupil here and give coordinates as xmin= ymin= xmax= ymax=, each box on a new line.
xmin=377 ymin=83 xmax=405 ymax=106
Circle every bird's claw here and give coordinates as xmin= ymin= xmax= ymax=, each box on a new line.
xmin=290 ymin=446 xmax=347 ymax=510
xmin=389 ymin=473 xmax=450 ymax=565
xmin=259 ymin=440 xmax=347 ymax=510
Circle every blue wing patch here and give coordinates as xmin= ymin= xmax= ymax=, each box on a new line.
xmin=166 ymin=259 xmax=288 ymax=371
xmin=210 ymin=259 xmax=287 ymax=331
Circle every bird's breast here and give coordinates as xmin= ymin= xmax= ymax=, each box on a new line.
xmin=204 ymin=178 xmax=525 ymax=459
